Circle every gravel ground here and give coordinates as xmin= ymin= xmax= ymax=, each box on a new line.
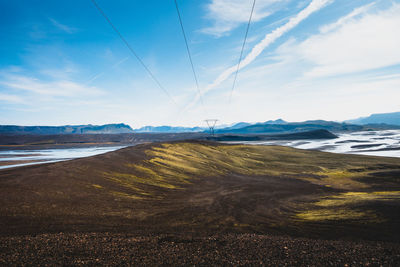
xmin=1 ymin=233 xmax=400 ymax=266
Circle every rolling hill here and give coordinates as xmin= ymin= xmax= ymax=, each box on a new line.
xmin=1 ymin=141 xmax=400 ymax=264
xmin=1 ymin=141 xmax=400 ymax=239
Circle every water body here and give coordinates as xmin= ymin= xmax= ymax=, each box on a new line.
xmin=1 ymin=130 xmax=400 ymax=170
xmin=0 ymin=146 xmax=126 ymax=170
xmin=226 ymin=130 xmax=400 ymax=158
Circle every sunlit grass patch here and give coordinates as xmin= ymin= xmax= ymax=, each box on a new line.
xmin=103 ymin=172 xmax=179 ymax=190
xmin=145 ymin=143 xmax=400 ymax=189
xmin=110 ymin=191 xmax=144 ymax=200
xmin=316 ymin=191 xmax=400 ymax=207
xmin=99 ymin=142 xmax=400 ymax=201
xmin=130 ymin=163 xmax=191 ymax=184
xmin=296 ymin=209 xmax=376 ymax=221
xmin=144 ymin=143 xmax=293 ymax=178
xmin=302 ymin=170 xmax=369 ymax=190
xmin=296 ymin=191 xmax=400 ymax=222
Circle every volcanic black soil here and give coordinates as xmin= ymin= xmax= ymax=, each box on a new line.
xmin=1 ymin=140 xmax=400 ymax=265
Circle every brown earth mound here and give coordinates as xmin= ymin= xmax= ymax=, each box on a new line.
xmin=1 ymin=141 xmax=400 ymax=265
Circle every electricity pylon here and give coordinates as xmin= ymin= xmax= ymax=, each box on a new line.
xmin=204 ymin=119 xmax=218 ymax=136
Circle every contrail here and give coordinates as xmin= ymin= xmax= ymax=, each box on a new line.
xmin=319 ymin=2 xmax=374 ymax=33
xmin=194 ymin=0 xmax=332 ymax=105
xmin=85 ymin=56 xmax=130 ymax=84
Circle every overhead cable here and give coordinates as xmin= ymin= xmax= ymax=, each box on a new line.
xmin=174 ymin=0 xmax=206 ymax=111
xmin=228 ymin=0 xmax=256 ymax=103
xmin=90 ymin=0 xmax=178 ymax=107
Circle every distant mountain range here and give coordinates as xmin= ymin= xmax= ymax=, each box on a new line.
xmin=133 ymin=115 xmax=399 ymax=135
xmin=214 ymin=120 xmax=400 ymax=134
xmin=135 ymin=125 xmax=205 ymax=133
xmin=0 ymin=124 xmax=133 ymax=135
xmin=345 ymin=112 xmax=400 ymax=126
xmin=134 ymin=119 xmax=288 ymax=133
xmin=1 ymin=112 xmax=399 ymax=135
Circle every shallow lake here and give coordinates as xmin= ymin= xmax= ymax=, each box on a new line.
xmin=0 ymin=146 xmax=126 ymax=170
xmin=225 ymin=130 xmax=400 ymax=158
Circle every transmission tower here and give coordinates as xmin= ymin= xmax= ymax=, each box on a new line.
xmin=204 ymin=119 xmax=218 ymax=136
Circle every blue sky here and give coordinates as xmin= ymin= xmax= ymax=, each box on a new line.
xmin=1 ymin=0 xmax=399 ymax=128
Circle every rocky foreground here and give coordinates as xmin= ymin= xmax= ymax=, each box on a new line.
xmin=1 ymin=233 xmax=400 ymax=266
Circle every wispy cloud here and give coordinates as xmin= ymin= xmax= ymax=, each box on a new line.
xmin=200 ymin=0 xmax=332 ymax=98
xmin=319 ymin=2 xmax=375 ymax=33
xmin=293 ymin=2 xmax=400 ymax=77
xmin=1 ymin=73 xmax=104 ymax=97
xmin=214 ymin=57 xmax=400 ymax=123
xmin=202 ymin=0 xmax=287 ymax=37
xmin=49 ymin=18 xmax=77 ymax=34
xmin=208 ymin=2 xmax=400 ymax=123
xmin=0 ymin=93 xmax=25 ymax=104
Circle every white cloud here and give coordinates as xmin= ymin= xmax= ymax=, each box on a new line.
xmin=216 ymin=70 xmax=400 ymax=124
xmin=1 ymin=74 xmax=104 ymax=97
xmin=319 ymin=2 xmax=374 ymax=34
xmin=201 ymin=0 xmax=332 ymax=96
xmin=202 ymin=0 xmax=287 ymax=37
xmin=0 ymin=93 xmax=25 ymax=104
xmin=185 ymin=3 xmax=400 ymax=124
xmin=294 ymin=3 xmax=400 ymax=77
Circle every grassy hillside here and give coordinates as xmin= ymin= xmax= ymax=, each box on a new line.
xmin=1 ymin=141 xmax=400 ymax=241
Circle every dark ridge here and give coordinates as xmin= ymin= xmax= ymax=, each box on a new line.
xmin=215 ymin=120 xmax=400 ymax=134
xmin=351 ymin=144 xmax=384 ymax=149
xmin=0 ymin=123 xmax=134 ymax=135
xmin=0 ymin=132 xmax=208 ymax=150
xmin=207 ymin=129 xmax=338 ymax=142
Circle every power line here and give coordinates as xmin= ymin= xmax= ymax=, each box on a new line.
xmin=228 ymin=0 xmax=256 ymax=103
xmin=174 ymin=0 xmax=206 ymax=111
xmin=90 ymin=0 xmax=178 ymax=107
